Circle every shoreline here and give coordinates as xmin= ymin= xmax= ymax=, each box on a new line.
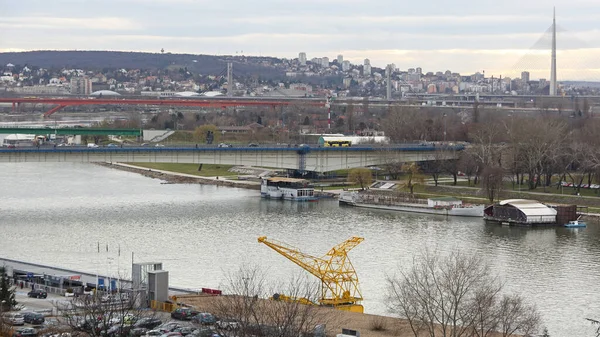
xmin=96 ymin=162 xmax=261 ymax=190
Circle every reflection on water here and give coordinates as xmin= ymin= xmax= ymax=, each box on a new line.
xmin=0 ymin=163 xmax=599 ymax=336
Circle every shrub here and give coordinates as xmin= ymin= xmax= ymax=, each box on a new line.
xmin=66 ymin=288 xmax=74 ymax=293
xmin=369 ymin=315 xmax=387 ymax=331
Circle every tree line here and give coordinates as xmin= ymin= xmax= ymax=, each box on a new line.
xmin=381 ymin=105 xmax=600 ymax=202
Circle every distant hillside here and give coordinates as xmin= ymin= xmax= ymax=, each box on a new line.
xmin=0 ymin=50 xmax=285 ymax=78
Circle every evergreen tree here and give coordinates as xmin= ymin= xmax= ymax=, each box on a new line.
xmin=0 ymin=266 xmax=17 ymax=310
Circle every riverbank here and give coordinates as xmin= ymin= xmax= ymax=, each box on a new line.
xmin=96 ymin=162 xmax=260 ymax=190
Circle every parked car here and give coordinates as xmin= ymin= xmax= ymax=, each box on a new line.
xmin=159 ymin=333 xmax=181 ymax=337
xmin=104 ymin=324 xmax=132 ymax=336
xmin=23 ymin=312 xmax=45 ymax=325
xmin=170 ymin=308 xmax=198 ymax=321
xmin=129 ymin=328 xmax=148 ymax=337
xmin=215 ymin=318 xmax=239 ymax=331
xmin=27 ymin=290 xmax=48 ymax=299
xmin=248 ymin=143 xmax=259 ymax=147
xmin=144 ymin=330 xmax=163 ymax=337
xmin=134 ymin=317 xmax=163 ymax=330
xmin=4 ymin=313 xmax=25 ymax=325
xmin=13 ymin=327 xmax=37 ymax=337
xmin=191 ymin=313 xmax=215 ymax=326
xmin=192 ymin=328 xmax=219 ymax=337
xmin=172 ymin=327 xmax=194 ymax=336
xmin=157 ymin=322 xmax=181 ymax=333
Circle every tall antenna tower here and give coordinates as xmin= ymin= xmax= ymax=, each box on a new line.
xmin=549 ymin=7 xmax=557 ymax=96
xmin=227 ymin=62 xmax=233 ymax=97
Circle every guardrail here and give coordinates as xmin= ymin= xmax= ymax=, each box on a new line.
xmin=0 ymin=144 xmax=465 ymax=153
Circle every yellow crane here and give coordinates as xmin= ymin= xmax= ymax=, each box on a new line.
xmin=257 ymin=236 xmax=364 ymax=313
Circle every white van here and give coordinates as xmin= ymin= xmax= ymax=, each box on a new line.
xmin=87 ymin=143 xmax=99 ymax=148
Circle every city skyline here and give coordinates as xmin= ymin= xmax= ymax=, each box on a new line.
xmin=2 ymin=1 xmax=600 ymax=80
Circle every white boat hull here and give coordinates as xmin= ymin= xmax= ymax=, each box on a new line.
xmin=339 ymin=193 xmax=484 ymax=217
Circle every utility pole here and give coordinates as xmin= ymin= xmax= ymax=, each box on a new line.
xmin=227 ymin=62 xmax=233 ymax=97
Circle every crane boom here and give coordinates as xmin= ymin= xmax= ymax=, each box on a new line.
xmin=257 ymin=236 xmax=364 ymax=312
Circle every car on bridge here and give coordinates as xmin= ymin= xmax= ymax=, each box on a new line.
xmin=218 ymin=143 xmax=232 ymax=148
xmin=87 ymin=143 xmax=99 ymax=148
xmin=248 ymin=143 xmax=259 ymax=147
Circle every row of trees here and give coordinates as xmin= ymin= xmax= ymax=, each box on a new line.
xmin=381 ymin=106 xmax=600 ymax=201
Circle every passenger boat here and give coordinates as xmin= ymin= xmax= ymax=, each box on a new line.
xmin=338 ymin=191 xmax=484 ymax=217
xmin=260 ymin=177 xmax=318 ymax=201
xmin=564 ymin=220 xmax=586 ymax=228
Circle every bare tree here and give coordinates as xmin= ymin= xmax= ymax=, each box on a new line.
xmin=210 ymin=265 xmax=335 ymax=337
xmin=481 ymin=166 xmax=505 ymax=203
xmin=458 ymin=152 xmax=478 ymax=186
xmin=348 ymin=168 xmax=373 ymax=190
xmin=386 ymin=250 xmax=540 ymax=337
xmin=56 ymin=290 xmax=157 ymax=337
xmin=383 ymin=106 xmax=428 ymax=143
xmin=586 ymin=317 xmax=600 ymax=337
xmin=402 ymin=163 xmax=425 ymax=194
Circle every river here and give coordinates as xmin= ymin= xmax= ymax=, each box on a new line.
xmin=1 ymin=162 xmax=599 ymax=336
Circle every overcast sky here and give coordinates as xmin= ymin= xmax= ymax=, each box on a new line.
xmin=2 ymin=0 xmax=600 ymax=79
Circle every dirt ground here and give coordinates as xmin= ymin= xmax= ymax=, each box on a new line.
xmin=177 ymin=294 xmax=416 ymax=337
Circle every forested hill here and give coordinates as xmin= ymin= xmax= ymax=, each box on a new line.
xmin=0 ymin=50 xmax=285 ymax=77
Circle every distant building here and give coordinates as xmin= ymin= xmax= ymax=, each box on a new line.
xmin=416 ymin=67 xmax=423 ymax=75
xmin=521 ymin=71 xmax=530 ymax=83
xmin=321 ymin=57 xmax=329 ymax=68
xmin=8 ymin=85 xmax=69 ymax=95
xmin=299 ymin=52 xmax=307 ymax=66
xmin=70 ymin=76 xmax=92 ymax=95
xmin=343 ymin=77 xmax=352 ymax=88
xmin=363 ymin=64 xmax=371 ymax=76
xmin=337 ymin=55 xmax=344 ymax=63
xmin=289 ymin=83 xmax=313 ymax=92
xmin=363 ymin=59 xmax=371 ymax=76
xmin=427 ymin=83 xmax=437 ymax=94
xmin=342 ymin=60 xmax=351 ymax=72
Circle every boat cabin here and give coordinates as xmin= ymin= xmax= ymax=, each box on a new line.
xmin=261 ymin=177 xmax=317 ymax=201
xmin=427 ymin=197 xmax=463 ymax=208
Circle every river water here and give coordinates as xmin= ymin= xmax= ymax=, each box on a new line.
xmin=1 ymin=163 xmax=598 ymax=336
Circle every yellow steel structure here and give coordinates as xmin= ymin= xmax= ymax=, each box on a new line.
xmin=257 ymin=236 xmax=364 ymax=313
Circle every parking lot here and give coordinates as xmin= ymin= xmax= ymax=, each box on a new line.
xmin=4 ymin=291 xmax=225 ymax=337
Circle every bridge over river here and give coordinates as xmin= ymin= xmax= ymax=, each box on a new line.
xmin=0 ymin=144 xmax=463 ymax=172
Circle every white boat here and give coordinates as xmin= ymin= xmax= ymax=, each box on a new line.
xmin=339 ymin=191 xmax=484 ymax=217
xmin=261 ymin=177 xmax=318 ymax=202
xmin=564 ymin=220 xmax=586 ymax=228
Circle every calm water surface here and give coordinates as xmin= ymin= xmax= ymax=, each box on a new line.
xmin=1 ymin=163 xmax=599 ymax=337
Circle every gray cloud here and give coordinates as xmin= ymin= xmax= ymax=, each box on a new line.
xmin=1 ymin=0 xmax=599 ymax=77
